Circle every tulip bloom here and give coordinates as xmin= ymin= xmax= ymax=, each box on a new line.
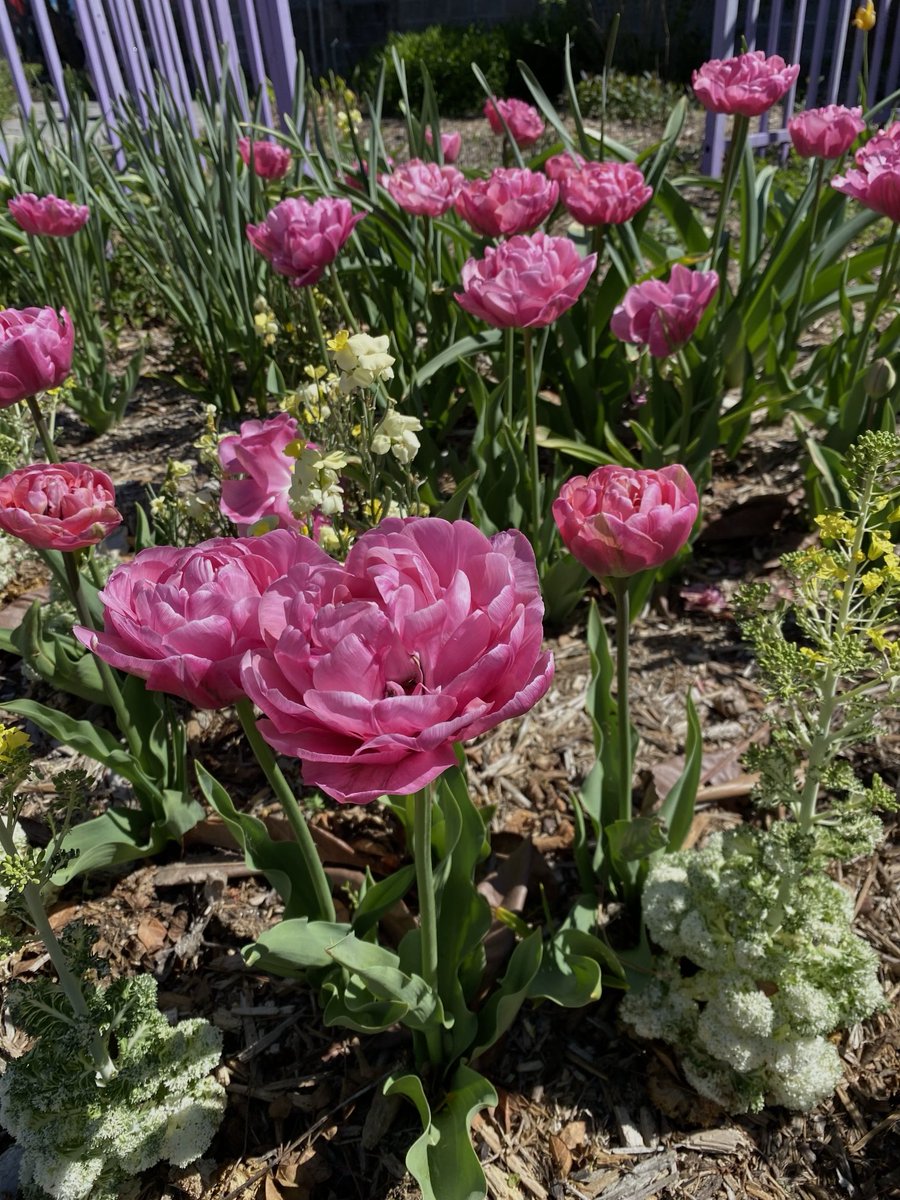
xmin=75 ymin=531 xmax=325 ymax=710
xmin=787 ymin=106 xmax=865 ymax=159
xmin=553 ymin=464 xmax=699 ymax=579
xmin=483 ymin=96 xmax=545 ymax=147
xmin=8 ymin=193 xmax=89 ymax=238
xmin=454 ymin=231 xmax=596 ymax=329
xmin=219 ymin=412 xmax=301 ymax=535
xmin=544 ymin=150 xmax=586 ymax=182
xmin=0 ymin=462 xmax=121 ymax=552
xmin=692 ymin=51 xmax=800 ymax=117
xmin=425 ymin=128 xmax=462 ymax=163
xmin=238 ymin=137 xmax=292 ymax=180
xmin=383 ymin=159 xmax=464 ymax=217
xmin=0 ymin=307 xmax=74 ymax=408
xmin=832 ymin=139 xmax=900 ymax=221
xmin=246 ymin=196 xmax=365 ymax=286
xmin=610 ymin=265 xmax=720 ymax=357
xmin=454 ymin=168 xmax=559 ymax=238
xmin=562 ymin=162 xmax=653 ymax=227
xmin=241 ymin=517 xmax=554 ymax=804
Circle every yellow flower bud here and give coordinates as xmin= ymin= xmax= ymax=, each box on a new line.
xmin=852 ymin=1 xmax=876 ymax=30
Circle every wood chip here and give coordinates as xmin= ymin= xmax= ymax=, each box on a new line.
xmin=613 ymin=1104 xmax=646 ymax=1149
xmin=676 ymin=1128 xmax=749 ymax=1155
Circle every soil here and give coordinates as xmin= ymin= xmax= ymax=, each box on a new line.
xmin=1 ymin=119 xmax=899 ymax=1200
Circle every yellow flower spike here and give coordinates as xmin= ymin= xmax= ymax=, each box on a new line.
xmin=815 ymin=513 xmax=856 ymax=541
xmin=0 ymin=725 xmax=30 ymax=761
xmin=852 ymin=1 xmax=876 ymax=29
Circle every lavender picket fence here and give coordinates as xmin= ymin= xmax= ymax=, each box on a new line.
xmin=703 ymin=0 xmax=900 ymax=175
xmin=0 ymin=0 xmax=298 ymax=147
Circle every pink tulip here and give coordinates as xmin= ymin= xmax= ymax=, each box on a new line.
xmin=454 ymin=168 xmax=559 ymax=237
xmin=425 ymin=129 xmax=462 ymax=163
xmin=561 ymin=162 xmax=652 ymax=227
xmin=855 ymin=122 xmax=900 ymax=165
xmin=383 ymin=158 xmax=464 ymax=217
xmin=483 ymin=96 xmax=545 ymax=147
xmin=8 ymin=193 xmax=89 ymax=237
xmin=832 ymin=135 xmax=900 ymax=221
xmin=787 ymin=105 xmax=865 ymax=159
xmin=0 ymin=306 xmax=74 ymax=408
xmin=75 ymin=531 xmax=327 ymax=710
xmin=238 ymin=137 xmax=293 ymax=180
xmin=246 ymin=196 xmax=365 ymax=286
xmin=553 ymin=465 xmax=699 ymax=580
xmin=219 ymin=412 xmax=301 ymax=535
xmin=610 ymin=264 xmax=720 ymax=357
xmin=241 ymin=517 xmax=554 ymax=804
xmin=455 ymin=231 xmax=596 ymax=328
xmin=692 ymin=51 xmax=800 ymax=118
xmin=544 ymin=150 xmax=586 ymax=182
xmin=0 ymin=462 xmax=121 ymax=551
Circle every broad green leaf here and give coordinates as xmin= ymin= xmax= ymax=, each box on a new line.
xmin=51 ymin=808 xmax=166 ymax=884
xmin=659 ymin=692 xmax=702 ymax=852
xmin=471 ymin=930 xmax=542 ymax=1058
xmin=243 ymin=917 xmax=353 ymax=976
xmin=607 ymin=816 xmax=667 ymax=866
xmin=325 ymin=933 xmax=441 ymax=1031
xmin=351 ymin=863 xmax=416 ymax=938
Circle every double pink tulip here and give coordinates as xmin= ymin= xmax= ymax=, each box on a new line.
xmin=611 ymin=265 xmax=719 ymax=358
xmin=483 ymin=96 xmax=545 ymax=147
xmin=833 ymin=124 xmax=900 ymax=221
xmin=692 ymin=51 xmax=800 ymax=118
xmin=75 ymin=530 xmax=313 ymax=710
xmin=383 ymin=159 xmax=464 ymax=217
xmin=787 ymin=105 xmax=865 ymax=160
xmin=8 ymin=193 xmax=90 ymax=238
xmin=0 ymin=306 xmax=74 ymax=408
xmin=455 ymin=231 xmax=596 ymax=329
xmin=0 ymin=462 xmax=121 ymax=552
xmin=553 ymin=465 xmax=699 ymax=580
xmin=544 ymin=150 xmax=586 ymax=182
xmin=218 ymin=412 xmax=301 ymax=535
xmin=241 ymin=518 xmax=554 ymax=804
xmin=425 ymin=129 xmax=462 ymax=163
xmin=561 ymin=162 xmax=652 ymax=227
xmin=246 ymin=196 xmax=364 ymax=286
xmin=454 ymin=168 xmax=559 ymax=238
xmin=238 ymin=137 xmax=293 ymax=180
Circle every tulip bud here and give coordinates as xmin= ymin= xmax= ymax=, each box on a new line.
xmin=864 ymin=357 xmax=896 ymax=399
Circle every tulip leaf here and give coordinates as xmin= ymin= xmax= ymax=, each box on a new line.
xmin=659 ymin=691 xmax=703 ymax=853
xmin=528 ymin=926 xmax=610 ymax=1008
xmin=351 ymin=863 xmax=416 ymax=938
xmin=50 ymin=807 xmax=168 ymax=885
xmin=196 ymin=763 xmax=328 ymax=920
xmin=243 ymin=918 xmax=354 ymax=976
xmin=471 ymin=930 xmax=542 ymax=1058
xmin=11 ymin=600 xmax=106 ymax=705
xmin=385 ymin=1066 xmax=496 ymax=1200
xmin=325 ymin=934 xmax=442 ymax=1031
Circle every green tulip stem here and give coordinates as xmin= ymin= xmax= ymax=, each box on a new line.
xmin=305 ymin=287 xmax=331 ymax=374
xmin=610 ymin=576 xmax=633 ymax=824
xmin=850 ymin=221 xmax=900 ymax=385
xmin=234 ymin=697 xmax=335 ymax=922
xmin=414 ymin=783 xmax=443 ymax=1066
xmin=329 ymin=263 xmax=357 ymax=330
xmin=504 ymin=326 xmax=516 ymax=427
xmin=707 ymin=113 xmax=750 ymax=278
xmin=523 ymin=327 xmax=542 ymax=548
xmin=63 ymin=552 xmax=142 ymax=762
xmin=25 ymin=393 xmax=60 ymax=464
xmin=784 ymin=157 xmax=826 ymax=355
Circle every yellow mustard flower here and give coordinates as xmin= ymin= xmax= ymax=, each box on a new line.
xmin=815 ymin=513 xmax=856 ymax=541
xmin=0 ymin=725 xmax=29 ymax=762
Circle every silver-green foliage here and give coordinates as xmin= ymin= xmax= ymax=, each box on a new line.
xmin=0 ymin=974 xmax=225 ymax=1200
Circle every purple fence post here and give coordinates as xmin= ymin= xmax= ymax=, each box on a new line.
xmin=743 ymin=0 xmax=761 ymax=50
xmin=193 ymin=0 xmax=224 ymax=92
xmin=879 ymin=14 xmax=900 ymax=119
xmin=235 ymin=0 xmax=274 ymax=127
xmin=156 ymin=1 xmax=199 ymax=132
xmin=758 ymin=0 xmax=785 ymax=137
xmin=175 ymin=0 xmax=213 ymax=102
xmin=801 ymin=0 xmax=832 ymax=109
xmin=845 ymin=31 xmax=865 ymax=106
xmin=826 ymin=0 xmax=856 ymax=103
xmin=868 ymin=0 xmax=894 ymax=116
xmin=701 ymin=0 xmax=740 ymax=176
xmin=29 ymin=0 xmax=71 ymax=118
xmin=104 ymin=0 xmax=154 ymax=123
xmin=0 ymin=0 xmax=33 ymax=116
xmin=70 ymin=0 xmax=126 ymax=143
xmin=140 ymin=0 xmax=192 ymax=128
xmin=257 ymin=0 xmax=298 ymax=125
xmin=210 ymin=0 xmax=248 ymax=116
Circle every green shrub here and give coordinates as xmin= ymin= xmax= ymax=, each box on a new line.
xmin=575 ymin=68 xmax=683 ymax=126
xmin=356 ymin=24 xmax=511 ymax=116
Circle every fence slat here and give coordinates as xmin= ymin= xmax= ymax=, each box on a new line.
xmin=235 ymin=0 xmax=274 ymax=128
xmin=826 ymin=0 xmax=856 ymax=103
xmin=104 ymin=0 xmax=155 ymax=122
xmin=175 ymin=0 xmax=213 ymax=102
xmin=868 ymin=0 xmax=894 ymax=112
xmin=29 ymin=0 xmax=71 ymax=118
xmin=70 ymin=0 xmax=126 ymax=138
xmin=0 ymin=0 xmax=34 ymax=117
xmin=743 ymin=0 xmax=762 ymax=50
xmin=257 ymin=0 xmax=298 ymax=125
xmin=209 ymin=0 xmax=248 ymax=116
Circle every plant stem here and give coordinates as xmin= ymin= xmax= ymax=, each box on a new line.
xmin=850 ymin=222 xmax=900 ymax=385
xmin=63 ymin=553 xmax=142 ymax=762
xmin=797 ymin=469 xmax=875 ymax=832
xmin=783 ymin=157 xmax=826 ymax=355
xmin=707 ymin=113 xmax=750 ymax=278
xmin=305 ymin=286 xmax=330 ymax=371
xmin=25 ymin=394 xmax=60 ymax=464
xmin=413 ymin=783 xmax=443 ymax=1066
xmin=329 ymin=263 xmax=357 ymax=329
xmin=504 ymin=326 xmax=515 ymax=428
xmin=523 ymin=327 xmax=541 ymax=549
xmin=234 ymin=697 xmax=335 ymax=922
xmin=610 ymin=577 xmax=633 ymax=823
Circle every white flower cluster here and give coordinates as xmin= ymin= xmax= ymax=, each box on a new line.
xmin=0 ymin=974 xmax=225 ymax=1200
xmin=289 ymin=446 xmax=349 ymax=516
xmin=331 ymin=330 xmax=395 ymax=395
xmin=622 ymin=829 xmax=885 ymax=1113
xmin=371 ymin=410 xmax=423 ymax=464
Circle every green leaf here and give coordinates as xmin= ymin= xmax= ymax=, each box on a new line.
xmin=11 ymin=601 xmax=106 ymax=705
xmin=243 ymin=917 xmax=353 ymax=976
xmin=386 ymin=1066 xmax=496 ymax=1200
xmin=659 ymin=692 xmax=702 ymax=852
xmin=51 ymin=807 xmax=167 ymax=884
xmin=528 ymin=927 xmax=604 ymax=1007
xmin=325 ymin=933 xmax=442 ymax=1030
xmin=196 ymin=763 xmax=326 ymax=920
xmin=352 ymin=863 xmax=416 ymax=938
xmin=471 ymin=930 xmax=542 ymax=1057
xmin=413 ymin=331 xmax=502 ymax=388
xmin=606 ymin=816 xmax=667 ymax=865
